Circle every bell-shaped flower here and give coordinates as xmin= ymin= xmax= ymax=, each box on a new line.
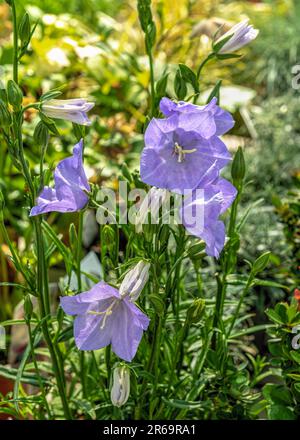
xmin=30 ymin=139 xmax=90 ymax=216
xmin=119 ymin=260 xmax=150 ymax=302
xmin=180 ymin=164 xmax=237 ymax=258
xmin=60 ymin=280 xmax=150 ymax=362
xmin=42 ymin=98 xmax=94 ymax=125
xmin=110 ymin=365 xmax=130 ymax=407
xmin=214 ymin=19 xmax=259 ymax=55
xmin=140 ymin=99 xmax=232 ymax=194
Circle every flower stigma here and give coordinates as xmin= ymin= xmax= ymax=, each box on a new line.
xmin=174 ymin=142 xmax=197 ymax=163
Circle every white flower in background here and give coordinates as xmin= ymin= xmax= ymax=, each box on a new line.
xmin=120 ymin=260 xmax=150 ymax=302
xmin=110 ymin=366 xmax=130 ymax=407
xmin=135 ymin=187 xmax=169 ymax=233
xmin=42 ymin=98 xmax=94 ymax=125
xmin=215 ymin=19 xmax=259 ymax=54
xmin=46 ymin=48 xmax=70 ymax=67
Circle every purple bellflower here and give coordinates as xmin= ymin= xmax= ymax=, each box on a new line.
xmin=60 ymin=263 xmax=150 ymax=362
xmin=30 ymin=139 xmax=90 ymax=216
xmin=180 ymin=164 xmax=237 ymax=258
xmin=140 ymin=98 xmax=233 ymax=194
xmin=42 ymin=98 xmax=94 ymax=125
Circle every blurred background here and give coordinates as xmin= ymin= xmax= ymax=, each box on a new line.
xmin=0 ymin=0 xmax=299 ymax=366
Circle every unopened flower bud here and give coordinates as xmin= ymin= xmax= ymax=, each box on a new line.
xmin=111 ymin=366 xmax=130 ymax=408
xmin=19 ymin=13 xmax=31 ymax=48
xmin=7 ymin=80 xmax=23 ymax=110
xmin=24 ymin=295 xmax=33 ymax=321
xmin=34 ymin=121 xmax=49 ymax=147
xmin=0 ymin=326 xmax=6 ymax=350
xmin=120 ymin=260 xmax=150 ymax=301
xmin=187 ymin=298 xmax=205 ymax=323
xmin=231 ymin=146 xmax=246 ymax=185
xmin=188 ymin=241 xmax=206 ymax=260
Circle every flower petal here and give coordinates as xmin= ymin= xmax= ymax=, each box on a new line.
xmin=111 ymin=301 xmax=149 ymax=362
xmin=60 ymin=281 xmax=120 ymax=315
xmin=73 ymin=312 xmax=112 ymax=350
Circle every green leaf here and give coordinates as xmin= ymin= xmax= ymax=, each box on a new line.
xmin=0 ymin=319 xmax=38 ymax=327
xmin=229 ymin=324 xmax=275 ymax=339
xmin=174 ymin=69 xmax=187 ymax=100
xmin=252 ymin=279 xmax=288 ymax=290
xmin=162 ymin=397 xmax=203 ymax=409
xmin=156 ymin=73 xmax=169 ymax=97
xmin=290 ymin=350 xmax=300 ymax=364
xmin=265 ymin=308 xmax=285 ymax=325
xmin=13 ymin=329 xmax=42 ymax=413
xmin=268 ymin=404 xmax=295 ymax=420
xmin=251 ymin=251 xmax=271 ymax=275
xmin=178 ymin=64 xmax=199 ymax=92
xmin=206 ymin=80 xmax=222 ymax=103
xmin=42 ymin=221 xmax=73 ymax=275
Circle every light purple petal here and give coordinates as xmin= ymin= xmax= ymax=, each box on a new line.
xmin=177 ymin=111 xmax=216 ymax=139
xmin=55 ymin=139 xmax=90 ymax=194
xmin=215 ymin=178 xmax=237 ymax=213
xmin=30 ymin=139 xmax=90 ymax=216
xmin=201 ymin=220 xmax=226 ymax=258
xmin=60 ymin=281 xmax=120 ymax=315
xmin=111 ymin=301 xmax=149 ymax=362
xmin=73 ymin=311 xmax=112 ymax=350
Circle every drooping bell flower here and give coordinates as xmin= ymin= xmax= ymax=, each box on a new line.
xmin=181 ymin=164 xmax=237 ymax=258
xmin=30 ymin=139 xmax=90 ymax=216
xmin=42 ymin=98 xmax=94 ymax=126
xmin=60 ymin=261 xmax=150 ymax=362
xmin=214 ymin=19 xmax=259 ymax=55
xmin=140 ymin=98 xmax=232 ymax=194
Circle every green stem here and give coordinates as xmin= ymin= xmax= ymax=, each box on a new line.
xmin=148 ymin=48 xmax=155 ymax=117
xmin=34 ymin=217 xmax=72 ymax=419
xmin=27 ymin=319 xmax=53 ymax=419
xmin=226 ymin=275 xmax=254 ymax=337
xmin=193 ymin=52 xmax=215 ymax=104
xmin=11 ymin=0 xmax=18 ymax=84
xmin=77 ymin=211 xmax=83 ymax=292
xmin=77 ymin=210 xmax=87 ymax=399
xmin=9 ymin=0 xmax=72 ymax=419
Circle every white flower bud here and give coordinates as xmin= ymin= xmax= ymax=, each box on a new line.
xmin=110 ymin=366 xmax=130 ymax=407
xmin=214 ymin=19 xmax=259 ymax=55
xmin=0 ymin=326 xmax=6 ymax=350
xmin=120 ymin=260 xmax=150 ymax=302
xmin=42 ymin=98 xmax=94 ymax=126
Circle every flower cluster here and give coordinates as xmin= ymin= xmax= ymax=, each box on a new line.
xmin=140 ymin=97 xmax=237 ymax=257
